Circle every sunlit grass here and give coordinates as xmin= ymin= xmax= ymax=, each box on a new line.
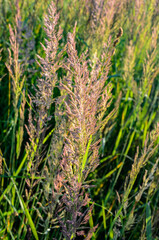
xmin=0 ymin=0 xmax=159 ymax=239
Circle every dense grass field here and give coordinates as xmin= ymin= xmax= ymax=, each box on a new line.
xmin=0 ymin=0 xmax=159 ymax=239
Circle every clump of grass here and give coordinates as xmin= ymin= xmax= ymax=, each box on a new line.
xmin=52 ymin=20 xmax=115 ymax=237
xmin=0 ymin=0 xmax=159 ymax=239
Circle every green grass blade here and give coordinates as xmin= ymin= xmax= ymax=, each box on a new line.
xmin=20 ymin=196 xmax=39 ymax=240
xmin=11 ymin=177 xmax=39 ymax=240
xmin=80 ymin=135 xmax=92 ymax=177
xmin=102 ymin=200 xmax=106 ymax=230
xmin=0 ymin=152 xmax=27 ymax=203
xmin=42 ymin=128 xmax=55 ymax=144
xmin=146 ymin=202 xmax=152 ymax=240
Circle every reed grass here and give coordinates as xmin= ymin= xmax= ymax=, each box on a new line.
xmin=0 ymin=0 xmax=159 ymax=239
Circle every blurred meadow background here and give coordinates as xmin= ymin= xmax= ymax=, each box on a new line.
xmin=0 ymin=0 xmax=159 ymax=239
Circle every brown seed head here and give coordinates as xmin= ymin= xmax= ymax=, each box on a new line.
xmin=113 ymin=39 xmax=119 ymax=47
xmin=116 ymin=27 xmax=123 ymax=38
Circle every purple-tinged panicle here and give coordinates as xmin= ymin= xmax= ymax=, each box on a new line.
xmin=35 ymin=1 xmax=64 ymax=124
xmin=55 ymin=20 xmax=114 ymax=238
